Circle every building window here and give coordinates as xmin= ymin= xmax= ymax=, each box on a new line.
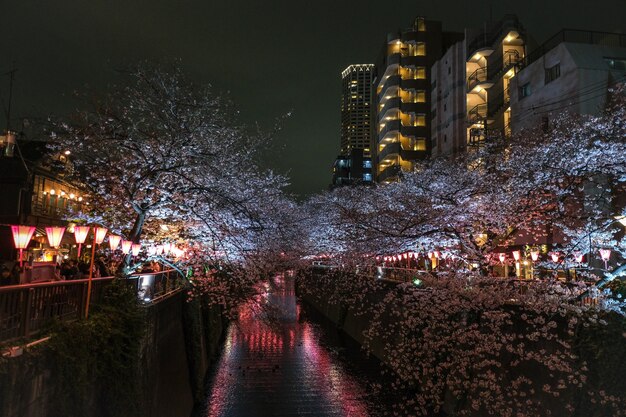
xmin=545 ymin=64 xmax=560 ymax=84
xmin=363 ymin=160 xmax=372 ymax=169
xmin=519 ymin=82 xmax=531 ymax=98
xmin=415 ymin=42 xmax=426 ymax=56
xmin=416 ymin=90 xmax=426 ymax=103
xmin=363 ymin=173 xmax=373 ymax=182
xmin=416 ymin=17 xmax=426 ymax=32
xmin=416 ymin=67 xmax=426 ymax=79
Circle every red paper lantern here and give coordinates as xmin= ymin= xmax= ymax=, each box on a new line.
xmin=108 ymin=235 xmax=122 ymax=251
xmin=74 ymin=226 xmax=90 ymax=259
xmin=11 ymin=225 xmax=36 ymax=267
xmin=121 ymin=240 xmax=132 ymax=255
xmin=45 ymin=226 xmax=66 ymax=248
xmin=94 ymin=227 xmax=108 ymax=245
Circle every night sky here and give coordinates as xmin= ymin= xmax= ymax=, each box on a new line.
xmin=1 ymin=0 xmax=624 ymax=197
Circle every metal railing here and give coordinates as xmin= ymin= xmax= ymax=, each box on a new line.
xmin=0 ymin=269 xmax=184 ymax=345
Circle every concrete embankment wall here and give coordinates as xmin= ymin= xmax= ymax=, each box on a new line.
xmin=296 ymin=278 xmax=394 ymax=363
xmin=0 ymin=291 xmax=225 ymax=417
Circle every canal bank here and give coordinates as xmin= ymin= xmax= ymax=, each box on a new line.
xmin=0 ymin=283 xmax=226 ymax=417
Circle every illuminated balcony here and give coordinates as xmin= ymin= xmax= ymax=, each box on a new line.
xmin=466 ymin=67 xmax=493 ymax=92
xmin=377 ymin=164 xmax=401 ymax=183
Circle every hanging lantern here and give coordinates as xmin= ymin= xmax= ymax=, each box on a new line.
xmin=574 ymin=252 xmax=584 ymax=263
xmin=155 ymin=245 xmax=164 ymax=256
xmin=403 ymin=253 xmax=408 ymax=259
xmin=599 ymin=249 xmax=611 ymax=262
xmin=550 ymin=253 xmax=559 ymax=263
xmin=131 ymin=243 xmax=141 ymax=257
xmin=408 ymin=252 xmax=413 ymax=258
xmin=11 ymin=225 xmax=36 ymax=267
xmin=498 ymin=253 xmax=506 ymax=263
xmin=530 ymin=251 xmax=539 ymax=262
xmin=512 ymin=250 xmax=521 ymax=261
xmin=74 ymin=226 xmax=90 ymax=259
xmin=427 ymin=252 xmax=433 ymax=259
xmin=45 ymin=226 xmax=66 ymax=248
xmin=433 ymin=251 xmax=440 ymax=259
xmin=94 ymin=227 xmax=108 ymax=245
xmin=108 ymin=235 xmax=122 ymax=251
xmin=121 ymin=240 xmax=132 ymax=255
xmin=413 ymin=251 xmax=419 ymax=258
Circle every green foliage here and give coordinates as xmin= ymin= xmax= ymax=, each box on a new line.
xmin=0 ymin=281 xmax=144 ymax=417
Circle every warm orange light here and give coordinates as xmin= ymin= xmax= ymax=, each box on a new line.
xmin=11 ymin=225 xmax=36 ymax=249
xmin=45 ymin=226 xmax=66 ymax=248
xmin=121 ymin=240 xmax=132 ymax=255
xmin=94 ymin=227 xmax=108 ymax=244
xmin=11 ymin=225 xmax=36 ymax=267
xmin=74 ymin=226 xmax=90 ymax=244
xmin=131 ymin=243 xmax=141 ymax=257
xmin=108 ymin=235 xmax=121 ymax=251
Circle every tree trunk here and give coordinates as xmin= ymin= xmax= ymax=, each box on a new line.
xmin=119 ymin=210 xmax=146 ymax=273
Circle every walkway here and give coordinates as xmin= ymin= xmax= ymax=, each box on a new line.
xmin=199 ymin=275 xmax=381 ymax=417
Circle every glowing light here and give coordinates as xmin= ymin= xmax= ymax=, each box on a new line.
xmin=498 ymin=253 xmax=506 ymax=263
xmin=599 ymin=249 xmax=611 ymax=262
xmin=45 ymin=226 xmax=66 ymax=248
xmin=433 ymin=251 xmax=440 ymax=259
xmin=155 ymin=245 xmax=164 ymax=256
xmin=512 ymin=250 xmax=521 ymax=261
xmin=413 ymin=278 xmax=422 ymax=286
xmin=551 ymin=253 xmax=559 ymax=263
xmin=73 ymin=226 xmax=90 ymax=244
xmin=121 ymin=240 xmax=132 ymax=255
xmin=11 ymin=225 xmax=36 ymax=267
xmin=574 ymin=252 xmax=584 ymax=263
xmin=64 ymin=150 xmax=71 ymax=155
xmin=94 ymin=227 xmax=107 ymax=244
xmin=530 ymin=251 xmax=539 ymax=262
xmin=108 ymin=235 xmax=121 ymax=251
xmin=49 ymin=189 xmax=56 ymax=195
xmin=616 ymin=216 xmax=626 ymax=226
xmin=163 ymin=242 xmax=172 ymax=255
xmin=132 ymin=243 xmax=141 ymax=257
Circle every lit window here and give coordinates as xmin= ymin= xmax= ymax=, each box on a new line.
xmin=363 ymin=160 xmax=372 ymax=169
xmin=363 ymin=173 xmax=373 ymax=181
xmin=415 ymin=42 xmax=426 ymax=56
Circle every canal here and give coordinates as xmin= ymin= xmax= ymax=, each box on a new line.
xmin=193 ymin=274 xmax=395 ymax=417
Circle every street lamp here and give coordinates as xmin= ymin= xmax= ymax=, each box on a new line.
xmin=121 ymin=240 xmax=132 ymax=255
xmin=108 ymin=235 xmax=122 ymax=251
xmin=11 ymin=225 xmax=36 ymax=267
xmin=45 ymin=226 xmax=66 ymax=249
xmin=599 ymin=249 xmax=611 ymax=270
xmin=73 ymin=226 xmax=90 ymax=259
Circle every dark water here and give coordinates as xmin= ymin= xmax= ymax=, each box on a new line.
xmin=194 ymin=275 xmax=391 ymax=417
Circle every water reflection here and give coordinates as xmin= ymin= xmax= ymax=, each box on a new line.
xmin=200 ymin=275 xmax=378 ymax=417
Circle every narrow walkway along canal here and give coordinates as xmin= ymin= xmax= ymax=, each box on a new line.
xmin=194 ymin=274 xmax=391 ymax=417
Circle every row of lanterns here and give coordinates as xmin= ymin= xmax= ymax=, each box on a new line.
xmin=377 ymin=251 xmax=445 ymax=263
xmin=11 ymin=224 xmax=186 ymax=266
xmin=496 ymin=249 xmax=612 ymax=267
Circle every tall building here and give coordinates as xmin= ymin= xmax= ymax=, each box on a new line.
xmin=430 ymin=15 xmax=527 ymax=157
xmin=431 ymin=41 xmax=467 ymax=157
xmin=373 ymin=16 xmax=462 ymax=183
xmin=465 ymin=15 xmax=526 ymax=146
xmin=340 ymin=64 xmax=375 ymax=154
xmin=331 ymin=148 xmax=373 ymax=188
xmin=510 ymin=29 xmax=626 ymax=132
